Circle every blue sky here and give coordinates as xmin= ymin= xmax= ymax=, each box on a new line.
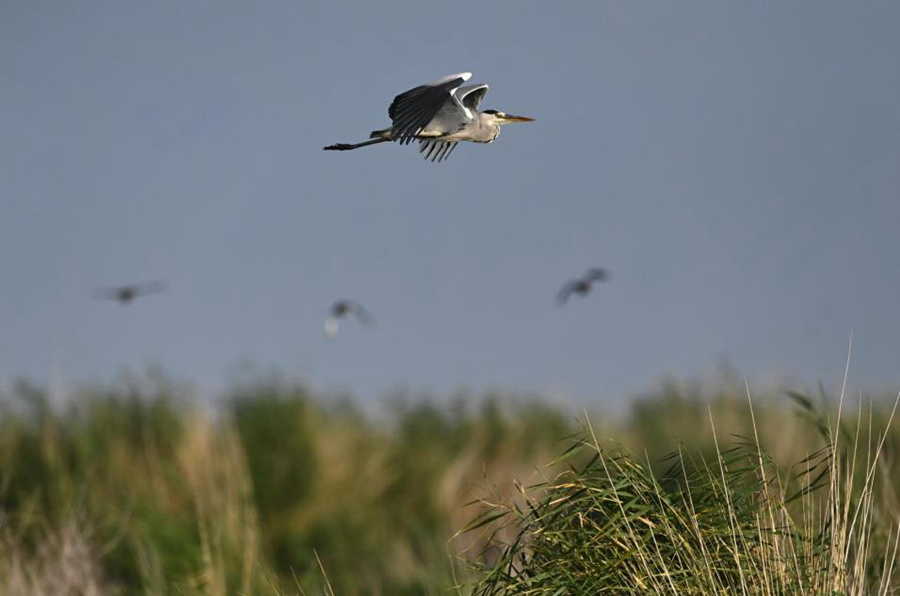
xmin=2 ymin=1 xmax=899 ymax=404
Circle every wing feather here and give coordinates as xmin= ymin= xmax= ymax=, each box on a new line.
xmin=556 ymin=281 xmax=579 ymax=306
xmin=435 ymin=143 xmax=450 ymax=163
xmin=437 ymin=142 xmax=457 ymax=162
xmin=585 ymin=268 xmax=609 ymax=283
xmin=388 ymin=73 xmax=471 ymax=143
xmin=443 ymin=143 xmax=459 ymax=161
xmin=134 ymin=280 xmax=168 ymax=296
xmin=418 ymin=140 xmax=459 ymax=163
xmin=351 ymin=305 xmax=376 ymax=326
xmin=456 ymin=84 xmax=489 ymax=111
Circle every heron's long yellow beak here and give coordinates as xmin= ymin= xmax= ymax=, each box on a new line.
xmin=501 ymin=114 xmax=535 ymax=122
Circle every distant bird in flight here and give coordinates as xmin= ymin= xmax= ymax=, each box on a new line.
xmin=324 ymin=72 xmax=534 ymax=163
xmin=557 ymin=268 xmax=609 ymax=306
xmin=92 ymin=281 xmax=167 ymax=305
xmin=325 ymin=300 xmax=375 ymax=338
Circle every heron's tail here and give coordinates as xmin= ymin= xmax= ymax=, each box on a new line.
xmin=370 ymin=128 xmax=392 ymax=140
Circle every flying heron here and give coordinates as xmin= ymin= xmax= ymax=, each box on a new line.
xmin=323 ymin=72 xmax=534 ymax=162
xmin=92 ymin=281 xmax=167 ymax=305
xmin=325 ymin=300 xmax=375 ymax=338
xmin=557 ymin=268 xmax=609 ymax=306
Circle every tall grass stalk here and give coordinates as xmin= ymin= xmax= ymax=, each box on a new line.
xmin=463 ymin=387 xmax=900 ymax=594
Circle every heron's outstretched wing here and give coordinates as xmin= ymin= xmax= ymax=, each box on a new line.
xmin=456 ymin=84 xmax=489 ymax=111
xmin=556 ymin=281 xmax=580 ymax=306
xmin=388 ymin=72 xmax=471 ymax=144
xmin=418 ymin=140 xmax=458 ymax=163
xmin=92 ymin=287 xmax=123 ymax=301
xmin=133 ymin=280 xmax=168 ymax=296
xmin=349 ymin=303 xmax=376 ymax=326
xmin=585 ymin=268 xmax=609 ymax=283
xmin=92 ymin=280 xmax=166 ymax=301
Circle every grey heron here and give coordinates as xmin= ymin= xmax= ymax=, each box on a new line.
xmin=557 ymin=268 xmax=609 ymax=306
xmin=93 ymin=280 xmax=167 ymax=305
xmin=325 ymin=300 xmax=375 ymax=338
xmin=323 ymin=72 xmax=534 ymax=162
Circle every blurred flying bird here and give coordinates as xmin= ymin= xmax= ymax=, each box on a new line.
xmin=325 ymin=300 xmax=375 ymax=338
xmin=556 ymin=268 xmax=609 ymax=306
xmin=323 ymin=72 xmax=534 ymax=162
xmin=92 ymin=281 xmax=167 ymax=305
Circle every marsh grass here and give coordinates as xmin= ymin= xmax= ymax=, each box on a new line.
xmin=0 ymin=373 xmax=898 ymax=594
xmin=462 ymin=385 xmax=900 ymax=594
xmin=0 ymin=380 xmax=570 ymax=594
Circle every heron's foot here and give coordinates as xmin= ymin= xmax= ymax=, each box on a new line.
xmin=323 ymin=143 xmax=353 ymax=151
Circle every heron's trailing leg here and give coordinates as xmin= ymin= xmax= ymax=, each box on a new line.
xmin=323 ymin=137 xmax=390 ymax=151
xmin=323 ymin=128 xmax=392 ymax=151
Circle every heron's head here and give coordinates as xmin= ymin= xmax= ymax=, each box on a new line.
xmin=481 ymin=109 xmax=535 ymax=125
